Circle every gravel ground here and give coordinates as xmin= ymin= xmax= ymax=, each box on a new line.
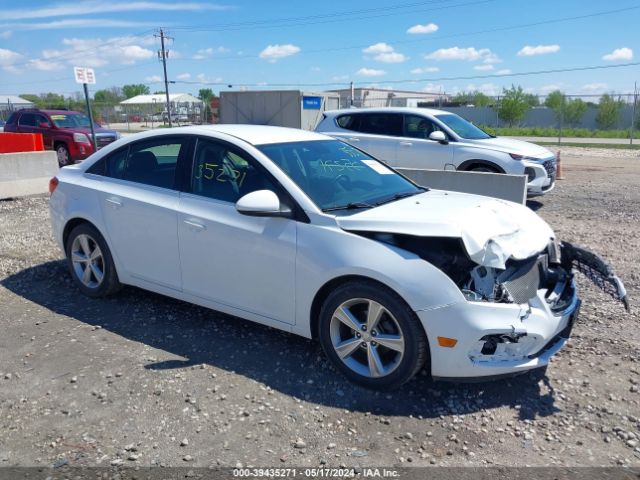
xmin=0 ymin=152 xmax=639 ymax=470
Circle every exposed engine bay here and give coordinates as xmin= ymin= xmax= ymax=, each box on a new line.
xmin=358 ymin=232 xmax=629 ymax=311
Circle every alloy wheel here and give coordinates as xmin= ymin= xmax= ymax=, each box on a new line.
xmin=70 ymin=234 xmax=105 ymax=289
xmin=329 ymin=298 xmax=405 ymax=378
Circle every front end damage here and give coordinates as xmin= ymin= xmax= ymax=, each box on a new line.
xmin=359 ymin=231 xmax=628 ymax=380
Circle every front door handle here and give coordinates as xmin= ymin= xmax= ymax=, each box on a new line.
xmin=105 ymin=197 xmax=122 ymax=208
xmin=183 ymin=219 xmax=206 ymax=231
xmin=399 ymin=141 xmax=413 ymax=147
xmin=347 ymin=137 xmax=360 ymax=142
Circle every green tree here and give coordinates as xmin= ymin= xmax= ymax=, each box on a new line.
xmin=523 ymin=93 xmax=540 ymax=107
xmin=498 ymin=85 xmax=529 ymax=126
xmin=452 ymin=90 xmax=492 ymax=107
xmin=564 ymin=98 xmax=587 ymax=127
xmin=198 ymin=88 xmax=215 ymax=123
xmin=545 ymin=90 xmax=564 ymax=111
xmin=596 ymin=94 xmax=624 ymax=130
xmin=94 ymin=87 xmax=124 ymax=105
xmin=122 ymin=84 xmax=150 ymax=99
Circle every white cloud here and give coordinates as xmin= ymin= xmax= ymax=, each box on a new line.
xmin=0 ymin=2 xmax=229 ymax=21
xmin=145 ymin=75 xmax=162 ymax=82
xmin=331 ymin=74 xmax=349 ymax=81
xmin=0 ymin=19 xmax=158 ymax=30
xmin=33 ymin=36 xmax=155 ymax=69
xmin=422 ymin=83 xmax=445 ymax=93
xmin=0 ymin=30 xmax=12 ymax=39
xmin=425 ymin=46 xmax=500 ymax=63
xmin=28 ymin=58 xmax=63 ymax=71
xmin=537 ymin=84 xmax=562 ymax=94
xmin=517 ymin=44 xmax=560 ymax=56
xmin=582 ymin=83 xmax=608 ymax=93
xmin=375 ymin=52 xmax=408 ymax=63
xmin=363 ymin=43 xmax=394 ymax=55
xmin=0 ymin=47 xmax=23 ymax=72
xmin=356 ymin=67 xmax=386 ymax=77
xmin=259 ymin=44 xmax=300 ymax=62
xmin=407 ymin=23 xmax=438 ymax=34
xmin=474 ymin=64 xmax=494 ymax=71
xmin=310 ymin=66 xmax=321 ymax=72
xmin=193 ymin=46 xmax=229 ymax=60
xmin=602 ymin=47 xmax=633 ymax=61
xmin=195 ymin=73 xmax=223 ymax=83
xmin=465 ymin=83 xmax=500 ymax=95
xmin=176 ymin=72 xmax=191 ymax=80
xmin=363 ymin=43 xmax=408 ymax=63
xmin=496 ymin=69 xmax=512 ymax=75
xmin=410 ymin=66 xmax=439 ymax=74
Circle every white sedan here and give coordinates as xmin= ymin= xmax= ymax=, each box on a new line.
xmin=49 ymin=125 xmax=627 ymax=389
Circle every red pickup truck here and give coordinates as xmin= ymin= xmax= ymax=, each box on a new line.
xmin=4 ymin=109 xmax=120 ymax=166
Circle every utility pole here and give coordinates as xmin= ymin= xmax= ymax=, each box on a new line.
xmin=631 ymin=81 xmax=637 ymax=146
xmin=156 ymin=28 xmax=173 ymax=127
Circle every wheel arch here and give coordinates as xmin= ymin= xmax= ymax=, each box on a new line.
xmin=457 ymin=159 xmax=505 ymax=173
xmin=309 ymin=274 xmax=423 ymax=340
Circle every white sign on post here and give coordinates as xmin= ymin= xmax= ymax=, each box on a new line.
xmin=73 ymin=66 xmax=96 ymax=85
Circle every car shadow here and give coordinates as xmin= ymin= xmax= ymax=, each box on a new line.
xmin=2 ymin=260 xmax=559 ymax=420
xmin=526 ymin=199 xmax=544 ymax=211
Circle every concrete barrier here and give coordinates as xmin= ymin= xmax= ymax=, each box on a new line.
xmin=0 ymin=151 xmax=59 ymax=199
xmin=397 ymin=168 xmax=527 ymax=204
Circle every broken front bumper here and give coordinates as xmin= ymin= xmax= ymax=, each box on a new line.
xmin=418 ymin=242 xmax=627 ymax=381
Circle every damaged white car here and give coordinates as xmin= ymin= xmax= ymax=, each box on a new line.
xmin=49 ymin=126 xmax=628 ymax=390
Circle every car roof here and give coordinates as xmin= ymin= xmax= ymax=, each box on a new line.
xmin=129 ymin=124 xmax=333 ymax=146
xmin=324 ymin=107 xmax=451 ymax=117
xmin=17 ymin=109 xmax=83 ymax=115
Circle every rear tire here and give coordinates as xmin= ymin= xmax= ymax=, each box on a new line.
xmin=65 ymin=223 xmax=122 ymax=298
xmin=318 ymin=280 xmax=428 ymax=390
xmin=468 ymin=164 xmax=499 ymax=173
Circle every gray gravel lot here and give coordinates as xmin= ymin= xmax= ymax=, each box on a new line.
xmin=0 ymin=151 xmax=639 ymax=470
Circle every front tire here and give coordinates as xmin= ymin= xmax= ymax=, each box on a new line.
xmin=318 ymin=280 xmax=428 ymax=390
xmin=56 ymin=144 xmax=71 ymax=167
xmin=65 ymin=223 xmax=121 ymax=297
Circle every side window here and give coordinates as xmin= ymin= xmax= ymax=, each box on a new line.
xmin=121 ymin=139 xmax=183 ymax=188
xmin=86 ymin=147 xmax=128 ymax=177
xmin=191 ymin=139 xmax=278 ymax=203
xmin=336 ymin=114 xmax=361 ymax=131
xmin=358 ymin=114 xmax=403 ymax=136
xmin=404 ymin=115 xmax=444 ymax=139
xmin=18 ymin=113 xmax=36 ymax=127
xmin=35 ymin=114 xmax=50 ymax=127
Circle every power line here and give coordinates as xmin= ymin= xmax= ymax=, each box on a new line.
xmin=170 ymin=61 xmax=640 ymax=88
xmin=168 ymin=4 xmax=640 ymax=62
xmin=170 ymin=0 xmax=485 ymax=32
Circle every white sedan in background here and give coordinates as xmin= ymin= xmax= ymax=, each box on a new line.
xmin=49 ymin=125 xmax=626 ymax=389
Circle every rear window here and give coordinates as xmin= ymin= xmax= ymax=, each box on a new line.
xmin=336 ymin=114 xmax=360 ymax=131
xmin=6 ymin=112 xmax=18 ymax=124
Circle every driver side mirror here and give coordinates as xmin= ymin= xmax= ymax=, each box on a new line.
xmin=235 ymin=190 xmax=292 ymax=218
xmin=428 ymin=131 xmax=448 ymax=144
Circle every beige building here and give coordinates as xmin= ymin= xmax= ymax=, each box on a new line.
xmin=327 ymin=87 xmax=447 ymax=109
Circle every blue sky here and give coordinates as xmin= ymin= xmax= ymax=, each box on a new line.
xmin=0 ymin=0 xmax=638 ymax=98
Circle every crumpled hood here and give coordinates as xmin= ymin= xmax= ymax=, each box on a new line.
xmin=469 ymin=137 xmax=553 ymax=158
xmin=337 ymin=190 xmax=554 ymax=269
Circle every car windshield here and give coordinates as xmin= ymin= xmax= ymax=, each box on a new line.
xmin=50 ymin=113 xmax=99 ymax=129
xmin=258 ymin=140 xmax=423 ymax=213
xmin=435 ymin=114 xmax=491 ymax=140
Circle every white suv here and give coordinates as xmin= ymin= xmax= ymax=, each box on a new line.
xmin=316 ymin=107 xmax=556 ymax=197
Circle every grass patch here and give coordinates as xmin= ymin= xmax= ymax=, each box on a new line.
xmin=533 ymin=141 xmax=640 ymax=150
xmin=480 ymin=126 xmax=640 ymax=139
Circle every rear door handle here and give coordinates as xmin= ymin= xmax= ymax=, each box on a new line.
xmin=105 ymin=197 xmax=122 ymax=208
xmin=183 ymin=219 xmax=206 ymax=231
xmin=400 ymin=141 xmax=413 ymax=147
xmin=347 ymin=137 xmax=360 ymax=142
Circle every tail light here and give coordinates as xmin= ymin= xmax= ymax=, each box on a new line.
xmin=49 ymin=176 xmax=59 ymax=194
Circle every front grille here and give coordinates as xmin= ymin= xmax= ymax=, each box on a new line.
xmin=97 ymin=136 xmax=116 ymax=149
xmin=543 ymin=159 xmax=556 ymax=178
